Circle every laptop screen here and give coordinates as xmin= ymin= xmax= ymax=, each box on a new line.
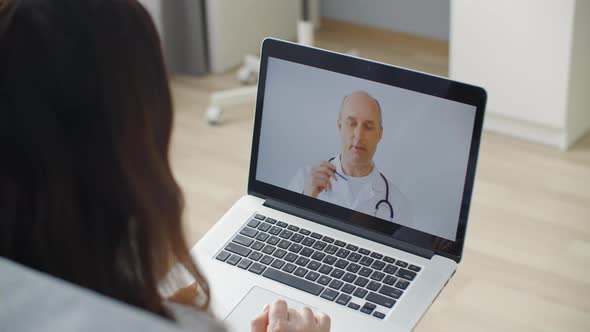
xmin=250 ymin=39 xmax=486 ymax=261
xmin=256 ymin=57 xmax=477 ymax=242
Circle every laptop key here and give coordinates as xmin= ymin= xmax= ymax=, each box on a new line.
xmin=370 ymin=271 xmax=385 ymax=282
xmin=273 ymin=249 xmax=287 ymax=259
xmin=284 ymin=253 xmax=298 ymax=262
xmin=370 ymin=252 xmax=383 ymax=260
xmin=248 ymin=263 xmax=266 ymax=274
xmin=216 ymin=251 xmax=230 ymax=262
xmin=289 ymin=243 xmax=303 ymax=254
xmin=291 ymin=234 xmax=304 ymax=243
xmin=347 ymin=253 xmax=361 ymax=262
xmin=233 ymin=235 xmax=253 ymax=247
xmin=240 ymin=227 xmax=258 ymax=238
xmin=334 ymin=240 xmax=346 ymax=247
xmin=263 ymin=267 xmax=324 ymax=296
xmin=260 ymin=255 xmax=274 ymax=265
xmin=360 ymin=302 xmax=376 ymax=314
xmin=266 ymin=236 xmax=280 ymax=245
xmin=325 ymin=245 xmax=338 ymax=255
xmin=336 ymin=294 xmax=351 ymax=306
xmin=348 ymin=302 xmax=360 ymax=310
xmin=317 ymin=275 xmax=332 ymax=286
xmin=395 ymin=260 xmax=408 ymax=268
xmin=257 ymin=223 xmax=271 ymax=232
xmin=383 ymin=275 xmax=397 ymax=286
xmin=278 ymin=239 xmax=291 ymax=249
xmin=358 ymin=248 xmax=371 ymax=255
xmin=341 ymin=283 xmax=356 ymax=294
xmin=279 ymin=230 xmax=293 ymax=239
xmin=353 ymin=288 xmax=368 ymax=299
xmin=359 ymin=267 xmax=372 ymax=277
xmin=261 ymin=245 xmax=275 ymax=255
xmin=359 ymin=256 xmax=374 ymax=266
xmin=253 ymin=214 xmax=266 ymax=220
xmin=295 ymin=257 xmax=310 ymax=266
xmin=396 ymin=268 xmax=417 ymax=281
xmin=277 ymin=221 xmax=288 ymax=228
xmin=318 ymin=264 xmax=333 ymax=275
xmin=301 ymin=237 xmax=316 ymax=247
xmin=384 ymin=264 xmax=398 ymax=275
xmin=354 ymin=277 xmax=369 ymax=287
xmin=310 ymin=232 xmax=323 ymax=239
xmin=255 ymin=232 xmax=269 ymax=242
xmin=282 ymin=263 xmax=297 ymax=273
xmin=238 ymin=258 xmax=253 ymax=270
xmin=346 ymin=263 xmax=361 ymax=273
xmin=408 ymin=264 xmax=421 ymax=272
xmin=320 ymin=288 xmax=339 ymax=301
xmin=226 ymin=255 xmax=241 ymax=266
xmin=265 ymin=217 xmax=276 ymax=224
xmin=294 ymin=267 xmax=308 ymax=277
xmin=330 ymin=269 xmax=345 ymax=279
xmin=225 ymin=243 xmax=251 ymax=257
xmin=371 ymin=261 xmax=385 ymax=271
xmin=383 ymin=256 xmax=395 ymax=264
xmin=305 ymin=271 xmax=320 ymax=282
xmin=251 ymin=241 xmax=265 ymax=251
xmin=366 ymin=292 xmax=396 ymax=308
xmin=307 ymin=261 xmax=321 ymax=271
xmin=298 ymin=228 xmax=311 ymax=235
xmin=287 ymin=225 xmax=299 ymax=232
xmin=322 ymin=236 xmax=334 ymax=243
xmin=396 ymin=279 xmax=410 ymax=290
xmin=247 ymin=219 xmax=260 ymax=228
xmin=300 ymin=247 xmax=314 ymax=257
xmin=373 ymin=311 xmax=385 ymax=319
xmin=346 ymin=244 xmax=359 ymax=251
xmin=342 ymin=273 xmax=356 ymax=283
xmin=269 ymin=226 xmax=282 ymax=235
xmin=367 ymin=281 xmax=381 ymax=291
xmin=323 ymin=255 xmax=337 ymax=265
xmin=334 ymin=259 xmax=349 ymax=269
xmin=248 ymin=251 xmax=263 ymax=262
xmin=336 ymin=249 xmax=351 ymax=259
xmin=379 ymin=285 xmax=403 ymax=299
xmin=311 ymin=251 xmax=326 ymax=261
xmin=271 ymin=259 xmax=285 ymax=269
xmin=312 ymin=241 xmax=327 ymax=251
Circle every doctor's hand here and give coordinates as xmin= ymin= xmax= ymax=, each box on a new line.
xmin=303 ymin=161 xmax=337 ymax=198
xmin=251 ymin=299 xmax=331 ymax=332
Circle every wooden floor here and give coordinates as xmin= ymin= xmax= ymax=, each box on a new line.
xmin=169 ymin=19 xmax=590 ymax=332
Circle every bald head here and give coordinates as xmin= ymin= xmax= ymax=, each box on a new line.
xmin=339 ymin=91 xmax=383 ymax=128
xmin=337 ymin=90 xmax=384 ymax=170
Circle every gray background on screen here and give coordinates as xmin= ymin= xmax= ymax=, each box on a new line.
xmin=256 ymin=57 xmax=476 ymax=241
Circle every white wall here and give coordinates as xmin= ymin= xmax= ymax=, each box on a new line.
xmin=450 ymin=0 xmax=588 ymax=150
xmin=321 ymin=0 xmax=450 ymax=41
xmin=566 ymin=0 xmax=590 ymax=146
xmin=206 ymin=0 xmax=321 ymax=73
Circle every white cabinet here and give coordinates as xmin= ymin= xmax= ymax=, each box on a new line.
xmin=450 ymin=0 xmax=589 ymax=149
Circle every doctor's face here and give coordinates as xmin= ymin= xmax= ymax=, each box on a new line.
xmin=338 ymin=92 xmax=383 ymax=166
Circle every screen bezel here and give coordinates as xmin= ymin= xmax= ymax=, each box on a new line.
xmin=248 ymin=38 xmax=486 ymax=263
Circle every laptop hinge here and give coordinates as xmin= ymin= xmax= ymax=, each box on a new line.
xmin=263 ymin=199 xmax=435 ymax=260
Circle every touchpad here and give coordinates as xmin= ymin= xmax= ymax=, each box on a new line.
xmin=224 ymin=286 xmax=314 ymax=332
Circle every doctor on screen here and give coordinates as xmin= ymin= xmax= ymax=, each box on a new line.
xmin=288 ymin=91 xmax=413 ymax=224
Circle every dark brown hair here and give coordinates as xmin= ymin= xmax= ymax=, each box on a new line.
xmin=0 ymin=0 xmax=209 ymax=316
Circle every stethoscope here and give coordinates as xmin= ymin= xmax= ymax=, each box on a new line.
xmin=328 ymin=157 xmax=394 ymax=220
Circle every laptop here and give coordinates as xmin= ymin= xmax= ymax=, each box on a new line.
xmin=192 ymin=38 xmax=487 ymax=332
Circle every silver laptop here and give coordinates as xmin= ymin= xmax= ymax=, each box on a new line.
xmin=192 ymin=38 xmax=487 ymax=332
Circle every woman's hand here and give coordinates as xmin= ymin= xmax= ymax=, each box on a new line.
xmin=251 ymin=299 xmax=330 ymax=332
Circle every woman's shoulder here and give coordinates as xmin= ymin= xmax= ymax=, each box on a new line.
xmin=164 ymin=302 xmax=226 ymax=332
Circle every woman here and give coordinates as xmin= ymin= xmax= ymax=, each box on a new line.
xmin=0 ymin=0 xmax=330 ymax=331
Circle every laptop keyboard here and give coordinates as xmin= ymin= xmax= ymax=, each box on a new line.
xmin=215 ymin=213 xmax=422 ymax=320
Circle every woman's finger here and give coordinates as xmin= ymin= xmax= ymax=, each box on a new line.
xmin=250 ymin=304 xmax=269 ymax=332
xmin=315 ymin=312 xmax=331 ymax=332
